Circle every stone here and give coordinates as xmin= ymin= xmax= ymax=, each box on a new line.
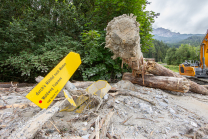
xmin=82 ymin=134 xmax=90 ymax=139
xmin=202 ymin=135 xmax=208 ymax=139
xmin=155 ymin=95 xmax=163 ymax=99
xmin=56 ymin=114 xmax=64 ymax=118
xmin=91 ymin=127 xmax=94 ymax=131
xmin=169 ymin=108 xmax=175 ymax=114
xmin=115 ymin=100 xmax=120 ymax=104
xmin=190 ymin=121 xmax=197 ymax=127
xmin=106 ymin=99 xmax=115 ymax=108
xmin=163 ymin=99 xmax=169 ymax=103
xmin=161 ymin=129 xmax=166 ymax=134
xmin=123 ymin=98 xmax=129 ymax=104
xmin=115 ymin=80 xmax=136 ymax=91
xmin=159 ymin=102 xmax=168 ymax=108
xmin=83 ymin=122 xmax=87 ymax=126
xmin=46 ymin=129 xmax=55 ymax=134
xmin=104 ymin=94 xmax=109 ymax=100
xmin=138 ymin=103 xmax=153 ymax=114
xmin=166 ymin=127 xmax=171 ymax=130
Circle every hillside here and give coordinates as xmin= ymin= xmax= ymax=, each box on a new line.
xmin=169 ymin=35 xmax=204 ymax=47
xmin=152 ymin=28 xmax=204 ymax=44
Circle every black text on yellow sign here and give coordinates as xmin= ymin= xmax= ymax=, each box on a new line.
xmin=26 ymin=52 xmax=81 ymax=109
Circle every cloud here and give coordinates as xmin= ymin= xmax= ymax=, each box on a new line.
xmin=146 ymin=0 xmax=208 ymax=34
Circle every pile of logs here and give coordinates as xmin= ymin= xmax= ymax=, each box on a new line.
xmin=105 ymin=14 xmax=208 ymax=95
xmin=122 ymin=60 xmax=208 ymax=95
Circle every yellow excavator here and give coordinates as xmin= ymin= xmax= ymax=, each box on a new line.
xmin=179 ymin=30 xmax=208 ymax=77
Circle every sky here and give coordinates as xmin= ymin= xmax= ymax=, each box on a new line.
xmin=146 ymin=0 xmax=208 ymax=34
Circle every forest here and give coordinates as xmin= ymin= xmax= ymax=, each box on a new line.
xmin=0 ymin=0 xmax=201 ymax=83
xmin=0 ymin=0 xmax=156 ymax=82
xmin=144 ymin=39 xmax=201 ymax=65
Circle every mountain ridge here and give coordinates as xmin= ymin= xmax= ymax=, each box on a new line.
xmin=152 ymin=27 xmax=204 ymax=43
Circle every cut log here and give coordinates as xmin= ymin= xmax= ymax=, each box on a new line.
xmin=202 ymin=85 xmax=208 ymax=89
xmin=146 ymin=61 xmax=208 ymax=95
xmin=189 ymin=81 xmax=208 ymax=95
xmin=122 ymin=73 xmax=190 ymax=93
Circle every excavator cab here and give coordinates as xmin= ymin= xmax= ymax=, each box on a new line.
xmin=179 ymin=30 xmax=208 ymax=77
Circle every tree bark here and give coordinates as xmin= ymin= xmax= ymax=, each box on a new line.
xmin=146 ymin=61 xmax=208 ymax=95
xmin=122 ymin=73 xmax=190 ymax=93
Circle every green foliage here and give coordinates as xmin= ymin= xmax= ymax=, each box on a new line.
xmin=163 ymin=65 xmax=179 ymax=73
xmin=0 ymin=0 xmax=155 ymax=82
xmin=165 ymin=44 xmax=200 ymax=65
xmin=80 ymin=30 xmax=128 ymax=81
xmin=143 ymin=40 xmax=169 ymax=62
xmin=168 ymin=35 xmax=204 ymax=47
xmin=74 ymin=0 xmax=156 ymax=51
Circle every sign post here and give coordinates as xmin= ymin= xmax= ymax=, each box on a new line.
xmin=26 ymin=52 xmax=81 ymax=109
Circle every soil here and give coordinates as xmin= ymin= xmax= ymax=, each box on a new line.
xmin=0 ymin=81 xmax=208 ymax=139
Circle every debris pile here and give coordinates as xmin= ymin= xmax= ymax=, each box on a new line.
xmin=1 ymin=80 xmax=208 ymax=139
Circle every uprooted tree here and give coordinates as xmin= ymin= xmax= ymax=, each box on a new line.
xmin=105 ymin=14 xmax=208 ymax=95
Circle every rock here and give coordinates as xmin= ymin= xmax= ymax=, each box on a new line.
xmin=123 ymin=98 xmax=129 ymax=104
xmin=161 ymin=129 xmax=166 ymax=134
xmin=186 ymin=128 xmax=194 ymax=134
xmin=169 ymin=108 xmax=175 ymax=114
xmin=106 ymin=99 xmax=115 ymax=108
xmin=115 ymin=100 xmax=120 ymax=104
xmin=166 ymin=127 xmax=171 ymax=130
xmin=190 ymin=121 xmax=198 ymax=127
xmin=46 ymin=129 xmax=55 ymax=134
xmin=7 ymin=97 xmax=13 ymax=99
xmin=159 ymin=102 xmax=168 ymax=108
xmin=163 ymin=99 xmax=168 ymax=103
xmin=155 ymin=95 xmax=163 ymax=99
xmin=202 ymin=135 xmax=208 ymax=139
xmin=91 ymin=127 xmax=94 ymax=131
xmin=83 ymin=122 xmax=87 ymax=126
xmin=115 ymin=80 xmax=136 ymax=91
xmin=104 ymin=94 xmax=109 ymax=100
xmin=188 ymin=116 xmax=195 ymax=120
xmin=65 ymin=81 xmax=77 ymax=91
xmin=138 ymin=103 xmax=153 ymax=114
xmin=82 ymin=134 xmax=90 ymax=139
xmin=56 ymin=113 xmax=64 ymax=118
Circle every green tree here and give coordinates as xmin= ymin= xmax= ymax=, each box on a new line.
xmin=165 ymin=44 xmax=200 ymax=65
xmin=0 ymin=0 xmax=156 ymax=82
xmin=144 ymin=40 xmax=169 ymax=62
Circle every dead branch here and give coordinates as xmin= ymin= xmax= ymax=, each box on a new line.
xmin=8 ymin=99 xmax=67 ymax=139
xmin=121 ymin=115 xmax=133 ymax=124
xmin=0 ymin=103 xmax=37 ymax=109
xmin=100 ymin=111 xmax=114 ymax=139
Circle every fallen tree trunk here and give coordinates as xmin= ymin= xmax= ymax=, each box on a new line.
xmin=146 ymin=61 xmax=208 ymax=95
xmin=122 ymin=73 xmax=190 ymax=93
xmin=202 ymin=85 xmax=208 ymax=89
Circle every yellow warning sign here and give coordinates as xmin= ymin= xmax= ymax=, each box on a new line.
xmin=26 ymin=52 xmax=81 ymax=109
xmin=63 ymin=89 xmax=76 ymax=107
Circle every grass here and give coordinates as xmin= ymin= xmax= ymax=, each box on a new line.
xmin=163 ymin=65 xmax=179 ymax=73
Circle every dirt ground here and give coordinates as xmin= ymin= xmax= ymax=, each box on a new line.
xmin=0 ymin=80 xmax=208 ymax=139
